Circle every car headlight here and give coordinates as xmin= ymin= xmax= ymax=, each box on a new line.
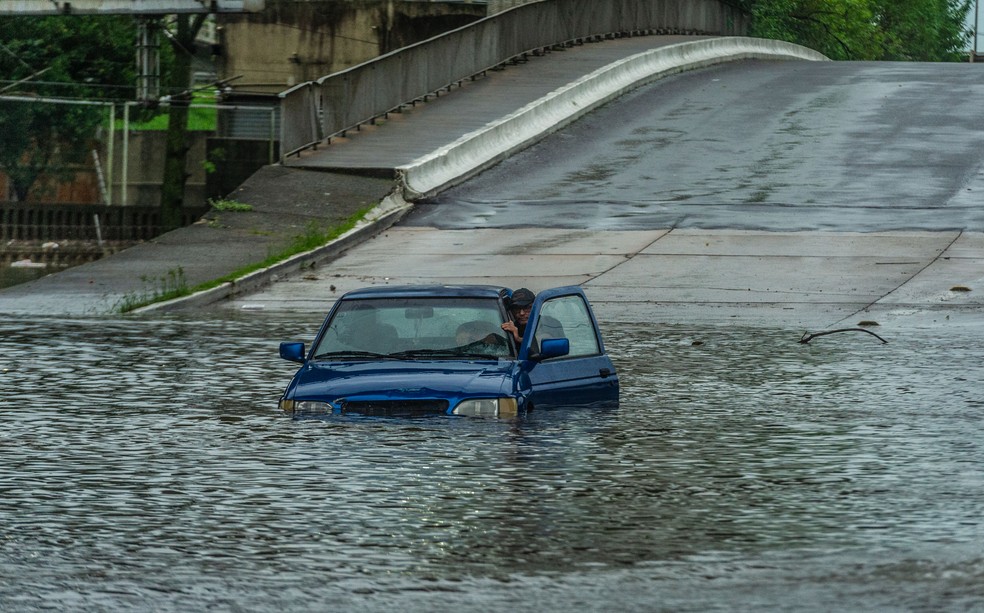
xmin=452 ymin=398 xmax=518 ymax=418
xmin=279 ymin=399 xmax=332 ymax=414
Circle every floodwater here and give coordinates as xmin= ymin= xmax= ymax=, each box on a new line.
xmin=1 ymin=314 xmax=982 ymax=612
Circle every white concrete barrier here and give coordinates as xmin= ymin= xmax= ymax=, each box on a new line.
xmin=397 ymin=36 xmax=828 ymax=199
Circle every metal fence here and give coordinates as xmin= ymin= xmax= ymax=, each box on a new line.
xmin=217 ymin=104 xmax=280 ymax=141
xmin=0 ymin=96 xmax=117 ymax=204
xmin=279 ymin=0 xmax=749 ymax=161
xmin=0 ymin=202 xmax=208 ymax=242
xmin=1 ymin=96 xmax=278 ymax=207
xmin=115 ymin=101 xmax=278 ymax=207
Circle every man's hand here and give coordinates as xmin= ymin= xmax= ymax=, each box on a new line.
xmin=501 ymin=321 xmax=521 ymax=344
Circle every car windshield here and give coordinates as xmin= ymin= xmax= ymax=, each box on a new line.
xmin=312 ymin=296 xmax=512 ymax=359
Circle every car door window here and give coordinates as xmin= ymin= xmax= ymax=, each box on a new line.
xmin=535 ymin=295 xmax=600 ymax=357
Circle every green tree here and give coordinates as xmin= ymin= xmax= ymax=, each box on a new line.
xmin=873 ymin=0 xmax=972 ymax=61
xmin=0 ymin=16 xmax=136 ymax=200
xmin=746 ymin=0 xmax=971 ymax=60
xmin=749 ymin=0 xmax=885 ymax=59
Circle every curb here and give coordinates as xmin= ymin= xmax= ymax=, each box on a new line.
xmin=397 ymin=36 xmax=828 ymax=199
xmin=133 ymin=192 xmax=413 ymax=313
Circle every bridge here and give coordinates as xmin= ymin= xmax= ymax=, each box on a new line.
xmin=2 ymin=0 xmax=984 ymax=332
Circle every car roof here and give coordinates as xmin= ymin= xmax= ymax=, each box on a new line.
xmin=339 ymin=284 xmax=508 ymax=300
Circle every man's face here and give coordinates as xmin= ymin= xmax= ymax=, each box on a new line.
xmin=510 ymin=304 xmax=531 ymax=326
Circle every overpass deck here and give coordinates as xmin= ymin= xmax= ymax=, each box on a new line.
xmin=286 ymin=35 xmax=703 ymax=174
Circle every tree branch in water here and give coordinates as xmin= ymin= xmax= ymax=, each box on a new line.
xmin=799 ymin=328 xmax=888 ymax=344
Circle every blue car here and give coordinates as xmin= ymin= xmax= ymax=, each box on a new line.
xmin=278 ymin=285 xmax=619 ymax=418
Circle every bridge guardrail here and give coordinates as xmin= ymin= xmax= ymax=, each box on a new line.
xmin=278 ymin=0 xmax=748 ymax=161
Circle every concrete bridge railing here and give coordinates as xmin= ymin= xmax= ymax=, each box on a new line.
xmin=278 ymin=0 xmax=749 ymax=161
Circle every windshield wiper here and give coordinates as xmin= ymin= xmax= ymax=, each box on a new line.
xmin=313 ymin=350 xmax=393 ymax=360
xmin=387 ymin=348 xmax=499 ymax=359
xmin=387 ymin=349 xmax=460 ymax=358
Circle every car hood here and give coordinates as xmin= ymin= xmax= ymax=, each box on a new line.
xmin=290 ymin=359 xmax=518 ymax=402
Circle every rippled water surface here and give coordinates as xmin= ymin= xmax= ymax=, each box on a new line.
xmin=2 ymin=315 xmax=982 ymax=611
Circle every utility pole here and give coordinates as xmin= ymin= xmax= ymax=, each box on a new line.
xmin=136 ymin=17 xmax=162 ymax=101
xmin=970 ymin=0 xmax=981 ymax=62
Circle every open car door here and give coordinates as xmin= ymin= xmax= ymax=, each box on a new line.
xmin=519 ymin=286 xmax=619 ymax=409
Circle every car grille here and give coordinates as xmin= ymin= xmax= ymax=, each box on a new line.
xmin=340 ymin=400 xmax=450 ymax=416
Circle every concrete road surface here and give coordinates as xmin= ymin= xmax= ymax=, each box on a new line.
xmin=221 ymin=59 xmax=984 ymax=332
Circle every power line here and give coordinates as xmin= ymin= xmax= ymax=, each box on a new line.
xmin=0 ymin=79 xmax=133 ymax=90
xmin=0 ymin=40 xmax=36 ymax=71
xmin=0 ymin=79 xmax=137 ymax=101
xmin=0 ymin=67 xmax=52 ymax=94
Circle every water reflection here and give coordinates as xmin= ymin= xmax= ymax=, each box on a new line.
xmin=1 ymin=315 xmax=982 ymax=610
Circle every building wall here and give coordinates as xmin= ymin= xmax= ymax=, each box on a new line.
xmin=110 ymin=131 xmax=209 ymax=207
xmin=0 ymin=170 xmax=101 ymax=204
xmin=216 ymin=0 xmax=487 ymax=94
xmin=487 ymin=0 xmax=536 ymax=13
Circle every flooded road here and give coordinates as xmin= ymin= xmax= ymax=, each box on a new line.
xmin=2 ymin=314 xmax=981 ymax=611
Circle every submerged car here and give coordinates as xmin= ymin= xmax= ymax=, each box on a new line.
xmin=278 ymin=285 xmax=619 ymax=418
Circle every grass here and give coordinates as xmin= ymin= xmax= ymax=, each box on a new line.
xmin=208 ymin=198 xmax=254 ymax=212
xmin=114 ymin=91 xmax=219 ymax=131
xmin=205 ymin=199 xmax=255 ymax=228
xmin=115 ymin=267 xmax=190 ymax=313
xmin=116 ymin=205 xmax=374 ymax=313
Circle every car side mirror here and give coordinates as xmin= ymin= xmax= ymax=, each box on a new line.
xmin=280 ymin=341 xmax=306 ymax=363
xmin=536 ymin=338 xmax=570 ymax=360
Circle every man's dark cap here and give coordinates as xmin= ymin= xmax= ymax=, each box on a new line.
xmin=509 ymin=288 xmax=535 ymax=308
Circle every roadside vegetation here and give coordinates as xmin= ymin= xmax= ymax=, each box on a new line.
xmin=0 ymin=16 xmax=137 ymax=201
xmin=207 ymin=198 xmax=254 ymax=213
xmin=114 ymin=91 xmax=219 ymax=132
xmin=115 ymin=267 xmax=190 ymax=313
xmin=736 ymin=0 xmax=972 ymax=61
xmin=114 ymin=206 xmax=373 ymax=313
xmin=0 ymin=14 xmax=200 ymax=231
